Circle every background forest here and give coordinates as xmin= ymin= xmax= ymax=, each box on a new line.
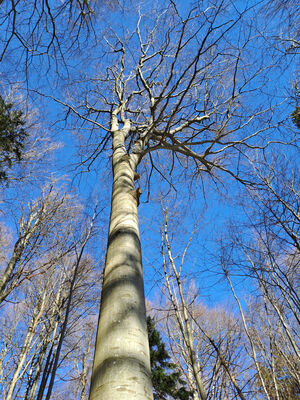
xmin=0 ymin=0 xmax=299 ymax=399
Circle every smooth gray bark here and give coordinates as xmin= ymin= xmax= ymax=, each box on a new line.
xmin=89 ymin=123 xmax=153 ymax=399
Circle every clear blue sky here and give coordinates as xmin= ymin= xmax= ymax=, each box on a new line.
xmin=1 ymin=0 xmax=297 ymax=310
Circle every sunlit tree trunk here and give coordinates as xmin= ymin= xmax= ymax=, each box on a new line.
xmin=89 ymin=117 xmax=153 ymax=400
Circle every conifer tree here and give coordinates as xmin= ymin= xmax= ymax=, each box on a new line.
xmin=0 ymin=96 xmax=27 ymax=182
xmin=147 ymin=316 xmax=192 ymax=400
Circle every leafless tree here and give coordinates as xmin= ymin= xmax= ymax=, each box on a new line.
xmin=220 ymin=155 xmax=300 ymax=399
xmin=0 ymin=0 xmax=118 ymax=61
xmin=0 ymin=210 xmax=101 ymax=400
xmin=1 ymin=1 xmax=297 ymax=399
xmin=0 ymin=183 xmax=81 ymax=304
xmin=44 ymin=3 xmax=296 ymax=399
xmin=0 ymin=87 xmax=62 ymax=197
xmin=260 ymin=0 xmax=300 ymax=54
xmin=158 ymin=207 xmax=248 ymax=400
xmin=0 ymin=85 xmax=103 ymax=399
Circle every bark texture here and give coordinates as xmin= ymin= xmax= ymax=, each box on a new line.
xmin=89 ymin=125 xmax=153 ymax=400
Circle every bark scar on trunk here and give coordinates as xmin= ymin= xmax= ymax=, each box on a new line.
xmin=129 ymin=188 xmax=142 ymax=206
xmin=134 ymin=172 xmax=141 ymax=181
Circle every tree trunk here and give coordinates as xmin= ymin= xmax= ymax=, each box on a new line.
xmin=6 ymin=289 xmax=47 ymax=400
xmin=89 ymin=127 xmax=153 ymax=399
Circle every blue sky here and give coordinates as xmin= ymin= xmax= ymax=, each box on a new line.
xmin=1 ymin=0 xmax=298 ymax=311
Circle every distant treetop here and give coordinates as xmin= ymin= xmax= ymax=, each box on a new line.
xmin=0 ymin=96 xmax=28 ymax=183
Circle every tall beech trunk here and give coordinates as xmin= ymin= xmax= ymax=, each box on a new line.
xmin=89 ymin=123 xmax=153 ymax=400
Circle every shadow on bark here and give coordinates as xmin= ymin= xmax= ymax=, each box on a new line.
xmin=90 ymin=227 xmax=152 ymax=396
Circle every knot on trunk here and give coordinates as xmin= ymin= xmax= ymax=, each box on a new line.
xmin=129 ymin=188 xmax=142 ymax=206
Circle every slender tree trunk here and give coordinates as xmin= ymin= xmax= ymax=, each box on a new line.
xmin=24 ymin=337 xmax=48 ymax=400
xmin=36 ymin=343 xmax=55 ymax=400
xmin=163 ymin=218 xmax=207 ymax=400
xmin=89 ymin=124 xmax=153 ymax=399
xmin=6 ymin=290 xmax=47 ymax=400
xmin=45 ymin=220 xmax=95 ymax=400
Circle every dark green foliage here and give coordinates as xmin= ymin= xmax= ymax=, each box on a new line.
xmin=291 ymin=106 xmax=300 ymax=128
xmin=291 ymin=83 xmax=300 ymax=128
xmin=0 ymin=95 xmax=28 ymax=182
xmin=147 ymin=316 xmax=193 ymax=400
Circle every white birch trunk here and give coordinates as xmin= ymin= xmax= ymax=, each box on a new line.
xmin=89 ymin=126 xmax=153 ymax=400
